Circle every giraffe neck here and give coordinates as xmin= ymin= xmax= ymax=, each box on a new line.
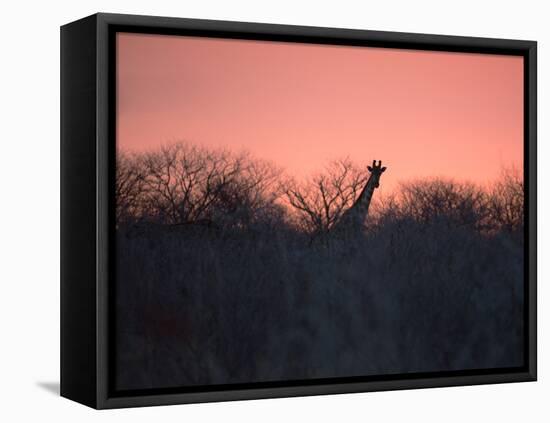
xmin=353 ymin=174 xmax=377 ymax=220
xmin=335 ymin=174 xmax=378 ymax=229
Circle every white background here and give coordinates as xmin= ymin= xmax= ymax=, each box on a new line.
xmin=0 ymin=0 xmax=547 ymax=421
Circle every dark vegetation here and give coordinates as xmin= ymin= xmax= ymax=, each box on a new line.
xmin=115 ymin=142 xmax=524 ymax=390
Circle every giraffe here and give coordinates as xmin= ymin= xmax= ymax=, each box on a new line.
xmin=331 ymin=160 xmax=386 ymax=235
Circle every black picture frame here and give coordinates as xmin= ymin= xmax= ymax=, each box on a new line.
xmin=61 ymin=12 xmax=537 ymax=409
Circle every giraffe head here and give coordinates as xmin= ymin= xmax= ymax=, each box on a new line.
xmin=367 ymin=160 xmax=387 ymax=188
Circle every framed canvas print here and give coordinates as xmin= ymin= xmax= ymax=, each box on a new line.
xmin=60 ymin=13 xmax=537 ymax=409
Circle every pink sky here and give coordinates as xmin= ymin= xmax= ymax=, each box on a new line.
xmin=116 ymin=33 xmax=523 ymax=194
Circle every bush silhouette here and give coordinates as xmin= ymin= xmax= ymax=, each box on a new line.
xmin=114 ymin=142 xmax=525 ymax=390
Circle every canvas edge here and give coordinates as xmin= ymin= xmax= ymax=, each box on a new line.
xmin=60 ymin=14 xmax=99 ymax=409
xmin=526 ymin=41 xmax=537 ymax=382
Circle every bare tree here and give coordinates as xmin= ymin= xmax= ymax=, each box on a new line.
xmin=127 ymin=142 xmax=282 ymax=228
xmin=282 ymin=158 xmax=370 ymax=235
xmin=397 ymin=178 xmax=489 ymax=230
xmin=116 ymin=150 xmax=146 ymax=225
xmin=369 ymin=192 xmax=401 ymax=224
xmin=211 ymin=157 xmax=284 ymax=228
xmin=138 ymin=143 xmax=234 ymax=224
xmin=487 ymin=167 xmax=524 ymax=232
xmin=117 ymin=141 xmax=524 ymax=239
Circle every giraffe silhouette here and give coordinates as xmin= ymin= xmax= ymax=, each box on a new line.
xmin=332 ymin=160 xmax=386 ymax=235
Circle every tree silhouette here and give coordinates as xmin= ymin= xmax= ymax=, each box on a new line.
xmin=115 ymin=142 xmax=282 ymax=228
xmin=487 ymin=167 xmax=524 ymax=232
xmin=116 ymin=141 xmax=524 ymax=237
xmin=281 ymin=158 xmax=370 ymax=235
xmin=397 ymin=178 xmax=489 ymax=230
xmin=116 ymin=150 xmax=145 ymax=225
xmin=114 ymin=142 xmax=525 ymax=389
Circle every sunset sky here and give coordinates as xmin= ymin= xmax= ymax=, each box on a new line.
xmin=116 ymin=32 xmax=523 ymax=194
